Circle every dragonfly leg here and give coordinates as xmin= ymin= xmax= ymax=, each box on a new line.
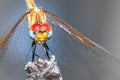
xmin=31 ymin=40 xmax=39 ymax=61
xmin=43 ymin=42 xmax=51 ymax=60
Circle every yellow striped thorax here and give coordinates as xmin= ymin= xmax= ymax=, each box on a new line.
xmin=25 ymin=0 xmax=46 ymax=27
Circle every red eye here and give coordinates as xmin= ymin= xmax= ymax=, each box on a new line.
xmin=41 ymin=23 xmax=52 ymax=32
xmin=30 ymin=23 xmax=41 ymax=32
xmin=30 ymin=23 xmax=52 ymax=32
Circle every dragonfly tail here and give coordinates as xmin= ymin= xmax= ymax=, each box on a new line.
xmin=25 ymin=0 xmax=38 ymax=9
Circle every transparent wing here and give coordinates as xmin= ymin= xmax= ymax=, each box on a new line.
xmin=43 ymin=9 xmax=120 ymax=79
xmin=43 ymin=9 xmax=109 ymax=53
xmin=0 ymin=10 xmax=31 ymax=49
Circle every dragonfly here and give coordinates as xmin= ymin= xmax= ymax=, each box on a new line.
xmin=1 ymin=0 xmax=120 ymax=80
xmin=0 ymin=0 xmax=112 ymax=61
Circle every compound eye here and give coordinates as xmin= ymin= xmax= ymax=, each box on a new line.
xmin=30 ymin=23 xmax=41 ymax=32
xmin=41 ymin=23 xmax=52 ymax=32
